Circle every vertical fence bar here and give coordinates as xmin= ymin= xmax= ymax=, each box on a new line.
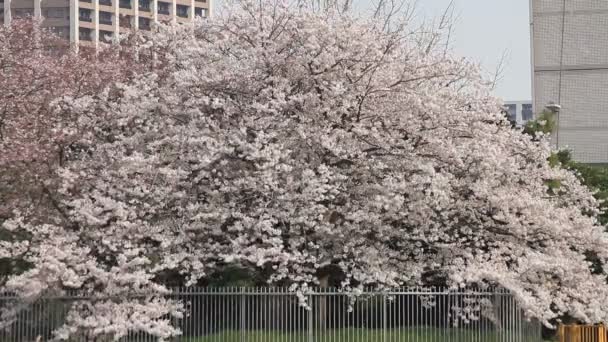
xmin=225 ymin=287 xmax=229 ymax=341
xmin=188 ymin=286 xmax=192 ymax=340
xmin=296 ymin=290 xmax=300 ymax=342
xmin=266 ymin=287 xmax=269 ymax=342
xmin=291 ymin=290 xmax=294 ymax=342
xmin=240 ymin=287 xmax=245 ymax=342
xmin=259 ymin=287 xmax=262 ymax=342
xmin=382 ymin=292 xmax=386 ymax=342
xmin=308 ymin=292 xmax=312 ymax=342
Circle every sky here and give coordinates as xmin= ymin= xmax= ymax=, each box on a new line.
xmin=354 ymin=0 xmax=533 ymax=101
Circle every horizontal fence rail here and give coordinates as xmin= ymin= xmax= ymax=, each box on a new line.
xmin=0 ymin=287 xmax=541 ymax=342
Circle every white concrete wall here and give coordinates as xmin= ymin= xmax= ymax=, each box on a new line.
xmin=532 ymin=0 xmax=608 ymax=163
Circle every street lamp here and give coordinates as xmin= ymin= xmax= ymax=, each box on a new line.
xmin=545 ymin=101 xmax=561 ymax=148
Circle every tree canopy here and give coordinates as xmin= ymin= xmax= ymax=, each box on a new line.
xmin=3 ymin=2 xmax=608 ymax=339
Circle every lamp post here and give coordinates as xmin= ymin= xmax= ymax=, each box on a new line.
xmin=545 ymin=101 xmax=561 ymax=148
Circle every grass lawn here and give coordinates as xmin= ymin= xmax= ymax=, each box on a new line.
xmin=180 ymin=327 xmax=545 ymax=342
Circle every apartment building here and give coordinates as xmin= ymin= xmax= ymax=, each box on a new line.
xmin=1 ymin=0 xmax=210 ymax=46
xmin=531 ymin=0 xmax=608 ymax=163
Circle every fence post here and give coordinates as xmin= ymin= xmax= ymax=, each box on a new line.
xmin=240 ymin=287 xmax=245 ymax=342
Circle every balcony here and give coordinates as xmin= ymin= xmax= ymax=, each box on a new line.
xmin=119 ymin=0 xmax=131 ymax=9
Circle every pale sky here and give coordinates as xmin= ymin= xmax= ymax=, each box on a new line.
xmin=418 ymin=0 xmax=532 ymax=102
xmin=355 ymin=0 xmax=532 ymax=101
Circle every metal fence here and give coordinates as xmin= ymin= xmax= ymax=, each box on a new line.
xmin=0 ymin=287 xmax=541 ymax=342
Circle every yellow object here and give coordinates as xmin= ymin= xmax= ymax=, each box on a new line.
xmin=558 ymin=324 xmax=607 ymax=342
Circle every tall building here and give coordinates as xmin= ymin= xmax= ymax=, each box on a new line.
xmin=531 ymin=0 xmax=608 ymax=163
xmin=1 ymin=0 xmax=210 ymax=47
xmin=504 ymin=100 xmax=534 ymax=127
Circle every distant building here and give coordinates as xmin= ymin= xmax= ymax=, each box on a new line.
xmin=531 ymin=0 xmax=608 ymax=163
xmin=504 ymin=100 xmax=534 ymax=127
xmin=1 ymin=0 xmax=210 ymax=48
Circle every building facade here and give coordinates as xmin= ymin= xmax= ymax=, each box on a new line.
xmin=504 ymin=100 xmax=534 ymax=127
xmin=1 ymin=0 xmax=210 ymax=47
xmin=531 ymin=0 xmax=608 ymax=163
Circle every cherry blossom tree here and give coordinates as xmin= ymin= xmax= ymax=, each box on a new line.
xmin=0 ymin=19 xmax=140 ymax=223
xmin=0 ymin=20 xmax=163 ymax=340
xmin=3 ymin=1 xmax=608 ymax=339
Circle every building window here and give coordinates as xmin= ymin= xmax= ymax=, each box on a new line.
xmin=195 ymin=0 xmax=206 ymax=2
xmin=118 ymin=14 xmax=132 ymax=28
xmin=176 ymin=4 xmax=188 ymax=17
xmin=194 ymin=7 xmax=206 ymax=17
xmin=139 ymin=16 xmax=151 ymax=30
xmin=119 ymin=0 xmax=131 ymax=9
xmin=51 ymin=26 xmax=70 ymax=39
xmin=99 ymin=0 xmax=112 ymax=6
xmin=14 ymin=8 xmax=34 ymax=18
xmin=79 ymin=9 xmax=92 ymax=22
xmin=157 ymin=2 xmax=169 ymax=14
xmin=80 ymin=0 xmax=92 ymax=3
xmin=99 ymin=11 xmax=112 ymax=25
xmin=44 ymin=8 xmax=67 ymax=18
xmin=79 ymin=27 xmax=92 ymax=41
xmin=139 ymin=0 xmax=150 ymax=11
xmin=522 ymin=103 xmax=533 ymax=121
xmin=99 ymin=30 xmax=113 ymax=43
xmin=504 ymin=104 xmax=516 ymax=123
